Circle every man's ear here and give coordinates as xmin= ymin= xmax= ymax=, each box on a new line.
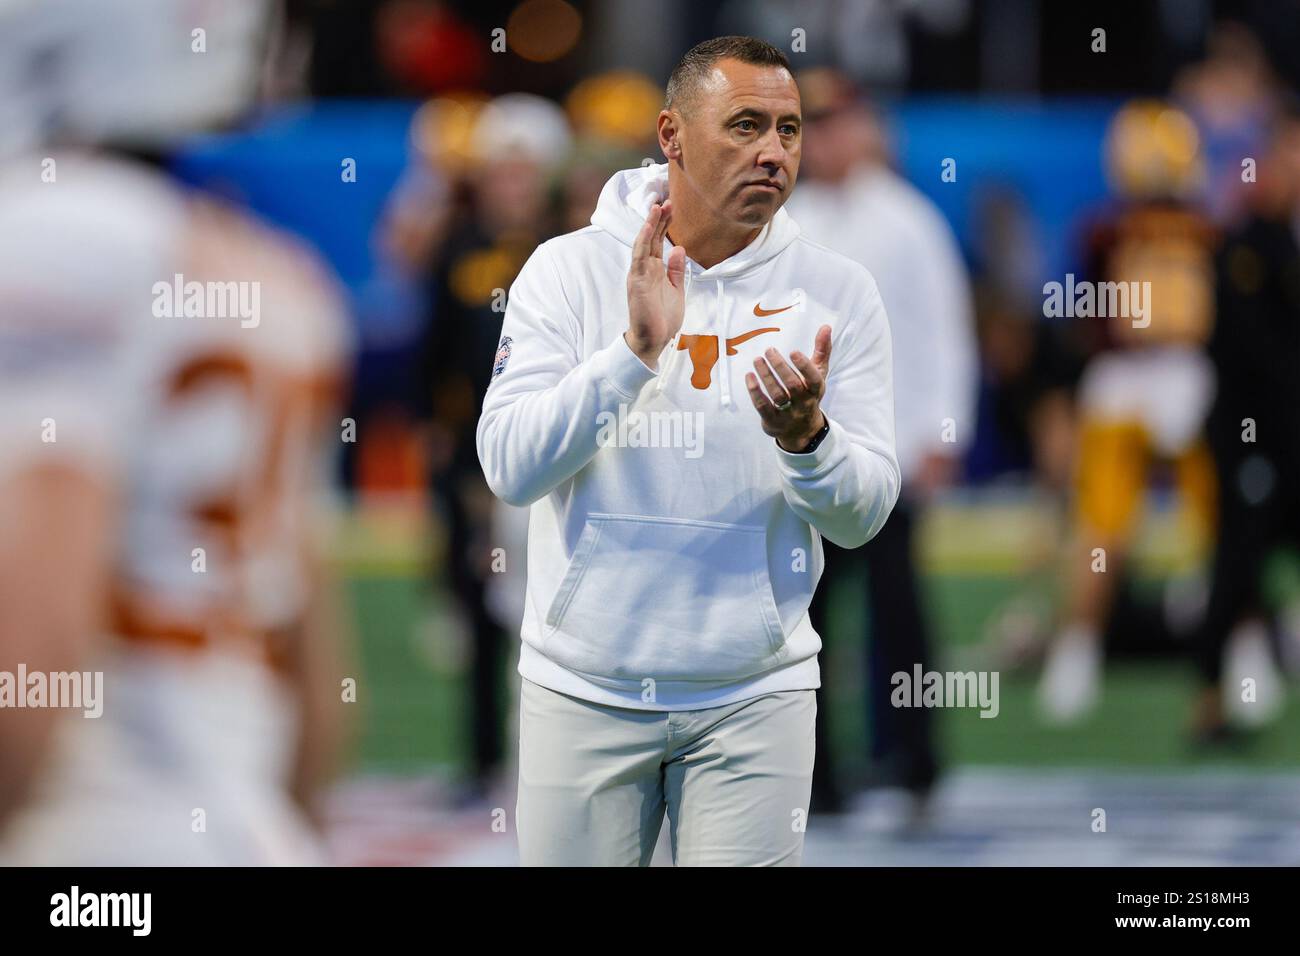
xmin=657 ymin=109 xmax=682 ymax=162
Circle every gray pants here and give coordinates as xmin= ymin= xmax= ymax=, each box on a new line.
xmin=516 ymin=678 xmax=816 ymax=866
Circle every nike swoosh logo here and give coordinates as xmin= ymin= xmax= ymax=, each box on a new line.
xmin=725 ymin=327 xmax=780 ymax=352
xmin=753 ymin=303 xmax=793 ymax=317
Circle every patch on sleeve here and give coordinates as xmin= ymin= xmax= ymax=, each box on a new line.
xmin=491 ymin=336 xmax=513 ymax=380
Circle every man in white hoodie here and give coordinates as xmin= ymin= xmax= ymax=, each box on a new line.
xmin=477 ymin=36 xmax=900 ymax=866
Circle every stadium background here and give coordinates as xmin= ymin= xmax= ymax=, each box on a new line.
xmin=167 ymin=0 xmax=1300 ymax=864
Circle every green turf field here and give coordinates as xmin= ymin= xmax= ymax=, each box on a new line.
xmin=340 ymin=497 xmax=1300 ymax=777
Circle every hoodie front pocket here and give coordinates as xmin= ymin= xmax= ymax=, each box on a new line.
xmin=542 ymin=513 xmax=788 ymax=682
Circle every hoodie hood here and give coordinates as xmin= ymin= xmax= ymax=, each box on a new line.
xmin=590 ymin=163 xmax=800 ymax=278
xmin=591 ymin=163 xmax=801 ymax=407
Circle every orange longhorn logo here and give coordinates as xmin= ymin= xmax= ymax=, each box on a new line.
xmin=675 ymin=327 xmax=780 ymax=389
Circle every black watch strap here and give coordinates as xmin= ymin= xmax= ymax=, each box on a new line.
xmin=789 ymin=419 xmax=830 ymax=455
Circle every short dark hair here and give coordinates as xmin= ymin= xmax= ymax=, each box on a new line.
xmin=664 ymin=36 xmax=791 ymax=112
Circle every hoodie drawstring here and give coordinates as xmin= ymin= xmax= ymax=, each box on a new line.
xmin=716 ymin=279 xmax=733 ymax=409
xmin=654 ymin=268 xmax=692 ymax=396
xmin=654 ymin=272 xmax=733 ymax=409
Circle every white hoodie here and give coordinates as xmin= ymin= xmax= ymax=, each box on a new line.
xmin=476 ymin=163 xmax=900 ymax=710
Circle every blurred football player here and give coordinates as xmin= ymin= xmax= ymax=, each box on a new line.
xmin=0 ymin=0 xmax=354 ymax=864
xmin=1038 ymin=101 xmax=1219 ymax=722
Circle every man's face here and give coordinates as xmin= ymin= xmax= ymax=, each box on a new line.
xmin=666 ymin=58 xmax=801 ymax=228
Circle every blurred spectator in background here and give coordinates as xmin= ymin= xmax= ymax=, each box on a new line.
xmin=967 ymin=185 xmax=1083 ymax=492
xmin=560 ymin=70 xmax=663 ymax=231
xmin=786 ymin=68 xmax=977 ymax=816
xmin=382 ymin=70 xmax=662 ymax=806
xmin=972 ymin=297 xmax=1080 ymax=492
xmin=1173 ymin=21 xmax=1281 ymax=228
xmin=414 ymin=93 xmax=570 ymax=804
xmin=1190 ymin=103 xmax=1300 ymax=741
xmin=1037 ymin=100 xmax=1220 ymax=723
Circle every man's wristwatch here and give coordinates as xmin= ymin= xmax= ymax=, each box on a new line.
xmin=783 ymin=419 xmax=831 ymax=455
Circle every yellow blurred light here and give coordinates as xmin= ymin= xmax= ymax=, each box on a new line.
xmin=411 ymin=93 xmax=489 ymax=172
xmin=565 ymin=71 xmax=661 ymax=147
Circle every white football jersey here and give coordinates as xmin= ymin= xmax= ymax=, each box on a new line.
xmin=0 ymin=151 xmax=352 ymax=864
xmin=1 ymin=151 xmax=350 ymax=659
